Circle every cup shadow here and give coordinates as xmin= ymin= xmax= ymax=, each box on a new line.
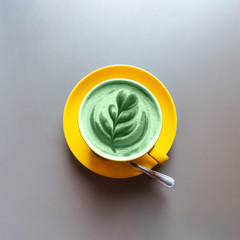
xmin=157 ymin=143 xmax=176 ymax=173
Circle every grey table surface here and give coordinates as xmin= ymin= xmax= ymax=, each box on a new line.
xmin=0 ymin=1 xmax=240 ymax=240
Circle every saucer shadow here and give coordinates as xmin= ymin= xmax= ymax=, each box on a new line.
xmin=61 ymin=136 xmax=170 ymax=226
xmin=63 ymin=139 xmax=167 ymax=202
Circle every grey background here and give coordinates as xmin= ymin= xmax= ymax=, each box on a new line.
xmin=0 ymin=0 xmax=239 ymax=239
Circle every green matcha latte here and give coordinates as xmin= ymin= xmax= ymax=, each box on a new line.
xmin=78 ymin=79 xmax=162 ymax=161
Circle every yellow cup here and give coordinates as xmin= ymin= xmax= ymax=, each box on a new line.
xmin=78 ymin=78 xmax=168 ymax=165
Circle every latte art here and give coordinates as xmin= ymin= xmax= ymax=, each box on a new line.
xmin=90 ymin=91 xmax=148 ymax=153
xmin=79 ymin=79 xmax=162 ymax=161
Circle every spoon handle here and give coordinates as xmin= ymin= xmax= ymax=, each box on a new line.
xmin=127 ymin=161 xmax=175 ymax=188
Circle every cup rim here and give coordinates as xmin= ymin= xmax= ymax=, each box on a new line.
xmin=78 ymin=78 xmax=162 ymax=161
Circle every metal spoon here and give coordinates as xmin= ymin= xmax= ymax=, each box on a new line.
xmin=127 ymin=161 xmax=175 ymax=188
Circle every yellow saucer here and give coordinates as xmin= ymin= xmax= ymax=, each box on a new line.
xmin=63 ymin=65 xmax=177 ymax=178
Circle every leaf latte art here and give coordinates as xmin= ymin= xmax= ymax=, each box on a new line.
xmin=79 ymin=79 xmax=162 ymax=160
xmin=90 ymin=91 xmax=148 ymax=153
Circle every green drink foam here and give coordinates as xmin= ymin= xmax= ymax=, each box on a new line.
xmin=79 ymin=79 xmax=162 ymax=161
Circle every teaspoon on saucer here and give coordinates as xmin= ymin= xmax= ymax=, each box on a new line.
xmin=127 ymin=161 xmax=175 ymax=188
